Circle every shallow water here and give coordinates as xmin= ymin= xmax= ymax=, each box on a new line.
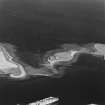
xmin=0 ymin=0 xmax=104 ymax=105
